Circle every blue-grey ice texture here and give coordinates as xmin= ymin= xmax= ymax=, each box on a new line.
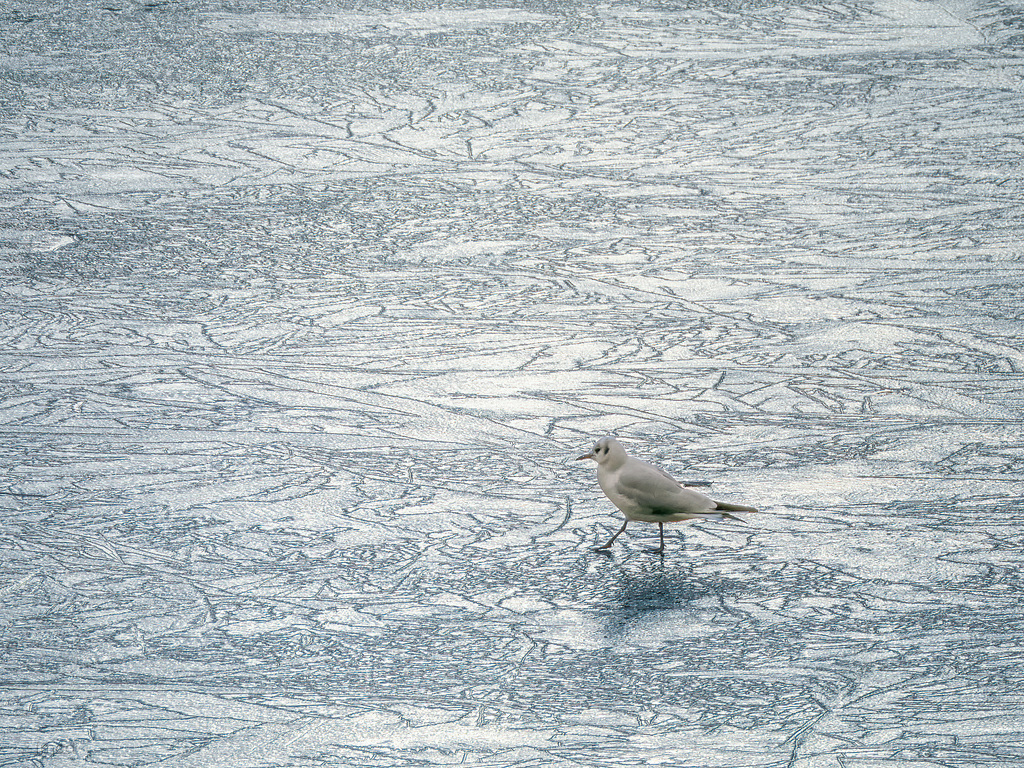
xmin=2 ymin=0 xmax=1023 ymax=766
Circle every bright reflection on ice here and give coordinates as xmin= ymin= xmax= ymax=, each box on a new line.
xmin=2 ymin=0 xmax=1024 ymax=765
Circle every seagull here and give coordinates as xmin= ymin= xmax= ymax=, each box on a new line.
xmin=576 ymin=436 xmax=758 ymax=553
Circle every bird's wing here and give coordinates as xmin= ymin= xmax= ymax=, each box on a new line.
xmin=615 ymin=460 xmax=716 ymax=515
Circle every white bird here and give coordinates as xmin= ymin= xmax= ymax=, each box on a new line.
xmin=576 ymin=436 xmax=758 ymax=553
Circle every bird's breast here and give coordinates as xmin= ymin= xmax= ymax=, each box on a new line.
xmin=596 ymin=471 xmax=640 ymax=515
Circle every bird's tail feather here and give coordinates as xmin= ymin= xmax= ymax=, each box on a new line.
xmin=714 ymin=502 xmax=759 ymax=515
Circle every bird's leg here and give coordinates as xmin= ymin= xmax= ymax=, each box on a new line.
xmin=596 ymin=519 xmax=629 ymax=550
xmin=653 ymin=522 xmax=665 ymax=554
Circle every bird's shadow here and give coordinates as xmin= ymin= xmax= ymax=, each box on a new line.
xmin=589 ymin=555 xmax=743 ymax=641
xmin=610 ymin=558 xmax=712 ymax=610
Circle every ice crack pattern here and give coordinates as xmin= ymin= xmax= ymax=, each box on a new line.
xmin=2 ymin=0 xmax=1023 ymax=766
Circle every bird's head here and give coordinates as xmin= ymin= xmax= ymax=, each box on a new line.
xmin=575 ymin=436 xmax=626 ymax=468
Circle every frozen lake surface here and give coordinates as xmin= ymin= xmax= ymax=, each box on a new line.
xmin=2 ymin=0 xmax=1024 ymax=765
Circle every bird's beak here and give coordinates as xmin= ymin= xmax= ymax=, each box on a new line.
xmin=576 ymin=452 xmax=594 ymax=461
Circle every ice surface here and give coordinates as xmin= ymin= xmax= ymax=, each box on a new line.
xmin=2 ymin=0 xmax=1024 ymax=765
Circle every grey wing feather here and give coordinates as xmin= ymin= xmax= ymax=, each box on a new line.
xmin=616 ymin=462 xmax=716 ymax=514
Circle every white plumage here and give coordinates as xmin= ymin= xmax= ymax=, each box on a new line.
xmin=576 ymin=436 xmax=758 ymax=552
